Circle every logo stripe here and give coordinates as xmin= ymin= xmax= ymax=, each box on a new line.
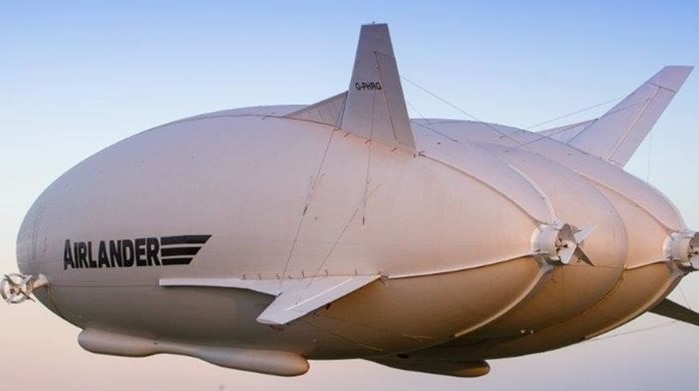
xmin=161 ymin=257 xmax=195 ymax=266
xmin=161 ymin=235 xmax=211 ymax=246
xmin=161 ymin=247 xmax=202 ymax=257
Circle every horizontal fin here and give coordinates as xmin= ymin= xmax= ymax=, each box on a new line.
xmin=650 ymin=298 xmax=699 ymax=327
xmin=559 ymin=66 xmax=693 ymax=166
xmin=256 ymin=275 xmax=380 ymax=325
xmin=160 ymin=275 xmax=380 ymax=325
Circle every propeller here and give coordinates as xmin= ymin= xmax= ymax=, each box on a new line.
xmin=666 ymin=231 xmax=699 ymax=270
xmin=533 ymin=223 xmax=596 ymax=265
xmin=0 ymin=273 xmax=49 ymax=304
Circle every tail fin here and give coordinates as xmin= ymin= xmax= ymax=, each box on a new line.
xmin=561 ymin=66 xmax=693 ymax=166
xmin=341 ymin=23 xmax=415 ymax=152
xmin=287 ymin=24 xmax=416 ymax=153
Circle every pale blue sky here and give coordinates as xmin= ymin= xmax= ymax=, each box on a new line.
xmin=2 ymin=1 xmax=699 ymax=390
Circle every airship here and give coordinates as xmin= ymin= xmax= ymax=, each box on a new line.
xmin=2 ymin=23 xmax=698 ymax=378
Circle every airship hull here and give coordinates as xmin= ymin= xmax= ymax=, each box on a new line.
xmin=7 ymin=23 xmax=696 ymax=378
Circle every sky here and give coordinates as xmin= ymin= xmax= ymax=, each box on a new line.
xmin=1 ymin=1 xmax=699 ymax=390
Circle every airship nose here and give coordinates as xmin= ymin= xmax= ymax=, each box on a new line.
xmin=15 ymin=203 xmax=47 ymax=277
xmin=10 ymin=202 xmax=57 ymax=308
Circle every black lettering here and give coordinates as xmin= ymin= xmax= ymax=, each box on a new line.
xmin=135 ymin=238 xmax=147 ymax=266
xmin=353 ymin=81 xmax=382 ymax=91
xmin=87 ymin=241 xmax=97 ymax=268
xmin=63 ymin=234 xmax=210 ymax=270
xmin=146 ymin=237 xmax=160 ymax=266
xmin=63 ymin=240 xmax=74 ymax=270
xmin=77 ymin=242 xmax=89 ymax=268
xmin=109 ymin=240 xmax=123 ymax=267
xmin=98 ymin=241 xmax=110 ymax=268
xmin=122 ymin=240 xmax=135 ymax=267
xmin=74 ymin=242 xmax=81 ymax=268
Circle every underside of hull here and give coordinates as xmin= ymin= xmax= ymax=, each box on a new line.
xmin=36 ymin=256 xmax=546 ymax=360
xmin=378 ymin=262 xmax=687 ymax=363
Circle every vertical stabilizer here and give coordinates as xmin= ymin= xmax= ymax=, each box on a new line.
xmin=340 ymin=24 xmax=416 ymax=153
xmin=285 ymin=24 xmax=416 ymax=153
xmin=565 ymin=66 xmax=693 ymax=166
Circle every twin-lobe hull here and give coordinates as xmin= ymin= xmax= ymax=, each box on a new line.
xmin=17 ymin=107 xmax=690 ymax=362
xmin=387 ymin=121 xmax=690 ymax=361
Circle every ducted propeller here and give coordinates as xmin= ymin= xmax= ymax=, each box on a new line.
xmin=533 ymin=223 xmax=596 ymax=265
xmin=0 ymin=273 xmax=49 ymax=304
xmin=665 ymin=231 xmax=699 ymax=270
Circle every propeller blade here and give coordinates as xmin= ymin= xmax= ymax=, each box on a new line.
xmin=574 ymin=225 xmax=596 ymax=243
xmin=574 ymin=247 xmax=595 ymax=266
xmin=3 ymin=275 xmax=19 ymax=288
